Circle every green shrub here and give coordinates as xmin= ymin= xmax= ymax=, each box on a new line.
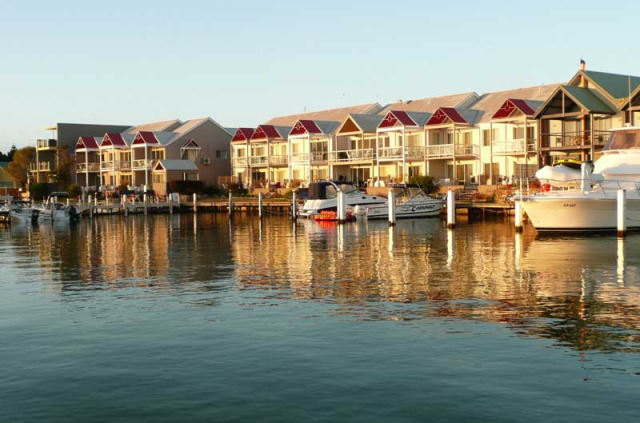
xmin=409 ymin=175 xmax=438 ymax=195
xmin=29 ymin=182 xmax=50 ymax=200
xmin=168 ymin=180 xmax=204 ymax=194
xmin=67 ymin=184 xmax=82 ymax=198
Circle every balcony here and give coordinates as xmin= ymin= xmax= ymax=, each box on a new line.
xmin=76 ymin=163 xmax=100 ymax=172
xmin=540 ymin=131 xmax=611 ymax=149
xmin=491 ymin=139 xmax=536 ymax=155
xmin=250 ymin=156 xmax=268 ymax=166
xmin=290 ymin=152 xmax=309 ymax=163
xmin=269 ymin=155 xmax=288 ymax=166
xmin=378 ymin=146 xmax=426 ymax=160
xmin=132 ymin=159 xmax=156 ymax=170
xmin=100 ymin=161 xmax=131 ymax=171
xmin=36 ymin=139 xmax=57 ymax=150
xmin=425 ymin=144 xmax=480 ymax=159
xmin=329 ymin=149 xmax=375 ymax=163
xmin=29 ymin=162 xmax=52 ymax=172
xmin=232 ymin=157 xmax=248 ymax=167
xmin=310 ymin=152 xmax=328 ymax=164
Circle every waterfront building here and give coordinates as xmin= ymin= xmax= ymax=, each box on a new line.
xmin=31 ymin=123 xmax=130 ymax=183
xmin=99 ymin=132 xmax=135 ymax=187
xmin=288 ymin=120 xmax=340 ymax=184
xmin=534 ymin=63 xmax=640 ymax=164
xmin=230 ymin=128 xmax=255 ymax=187
xmin=74 ymin=136 xmax=102 ymax=188
xmin=250 ymin=125 xmax=291 ymax=187
xmin=332 ymin=114 xmax=384 ymax=184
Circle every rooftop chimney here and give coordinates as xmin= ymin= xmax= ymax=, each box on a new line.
xmin=580 ymin=58 xmax=586 ymax=71
xmin=579 ymin=59 xmax=587 ymax=87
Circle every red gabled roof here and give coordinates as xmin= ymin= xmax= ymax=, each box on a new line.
xmin=231 ymin=128 xmax=255 ymax=142
xmin=251 ymin=125 xmax=283 ymax=140
xmin=101 ymin=133 xmax=127 ymax=148
xmin=378 ymin=111 xmax=417 ymax=128
xmin=132 ymin=131 xmax=159 ymax=145
xmin=76 ymin=136 xmax=99 ymax=150
xmin=492 ymin=98 xmax=537 ymax=119
xmin=290 ymin=120 xmax=323 ymax=136
xmin=181 ymin=138 xmax=200 ymax=148
xmin=426 ymin=107 xmax=468 ymax=126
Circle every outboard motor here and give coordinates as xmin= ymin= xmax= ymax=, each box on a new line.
xmin=30 ymin=208 xmax=39 ymax=224
xmin=66 ymin=205 xmax=81 ymax=222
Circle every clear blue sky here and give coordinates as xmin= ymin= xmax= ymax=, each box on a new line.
xmin=2 ymin=0 xmax=640 ymax=152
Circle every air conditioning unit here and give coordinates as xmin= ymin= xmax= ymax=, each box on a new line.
xmin=202 ymin=157 xmax=211 ymax=165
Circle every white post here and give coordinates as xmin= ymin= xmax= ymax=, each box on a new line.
xmin=228 ymin=192 xmax=233 ymax=218
xmin=291 ymin=191 xmax=297 ymax=220
xmin=515 ymin=201 xmax=523 ymax=232
xmin=447 ymin=189 xmax=456 ymax=229
xmin=617 ymin=189 xmax=626 ymax=237
xmin=94 ymin=195 xmax=98 ymax=206
xmin=168 ymin=194 xmax=173 ymax=215
xmin=124 ymin=194 xmax=128 ymax=216
xmin=388 ymin=189 xmax=396 ymax=226
xmin=143 ymin=193 xmax=148 ymax=216
xmin=193 ymin=193 xmax=197 ymax=214
xmin=337 ymin=189 xmax=347 ymax=224
xmin=258 ymin=192 xmax=263 ymax=219
xmin=66 ymin=198 xmax=70 ymax=207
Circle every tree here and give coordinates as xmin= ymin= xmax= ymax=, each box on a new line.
xmin=51 ymin=145 xmax=75 ymax=189
xmin=7 ymin=146 xmax=35 ymax=187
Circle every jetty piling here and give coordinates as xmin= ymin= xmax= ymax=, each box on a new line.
xmin=447 ymin=189 xmax=456 ymax=229
xmin=291 ymin=191 xmax=297 ymax=220
xmin=228 ymin=193 xmax=233 ymax=218
xmin=337 ymin=190 xmax=347 ymax=224
xmin=617 ymin=189 xmax=626 ymax=237
xmin=388 ymin=189 xmax=396 ymax=226
xmin=514 ymin=201 xmax=524 ymax=232
xmin=193 ymin=193 xmax=197 ymax=214
xmin=258 ymin=192 xmax=263 ymax=219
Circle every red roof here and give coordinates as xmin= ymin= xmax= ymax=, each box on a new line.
xmin=133 ymin=131 xmax=159 ymax=145
xmin=290 ymin=120 xmax=322 ymax=136
xmin=426 ymin=107 xmax=468 ymax=126
xmin=76 ymin=136 xmax=99 ymax=150
xmin=101 ymin=133 xmax=127 ymax=148
xmin=251 ymin=125 xmax=284 ymax=140
xmin=492 ymin=98 xmax=536 ymax=119
xmin=378 ymin=111 xmax=417 ymax=128
xmin=231 ymin=128 xmax=255 ymax=142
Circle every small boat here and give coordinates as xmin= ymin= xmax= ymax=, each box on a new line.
xmin=3 ymin=201 xmax=40 ymax=223
xmin=354 ymin=183 xmax=444 ymax=220
xmin=299 ymin=180 xmax=386 ymax=217
xmin=313 ymin=210 xmax=356 ymax=222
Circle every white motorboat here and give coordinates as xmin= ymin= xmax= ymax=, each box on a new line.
xmin=3 ymin=201 xmax=40 ymax=223
xmin=519 ymin=126 xmax=640 ymax=231
xmin=354 ymin=183 xmax=443 ymax=220
xmin=299 ymin=181 xmax=386 ymax=217
xmin=36 ymin=202 xmax=82 ymax=222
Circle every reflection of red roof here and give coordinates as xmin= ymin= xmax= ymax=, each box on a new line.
xmin=76 ymin=136 xmax=99 ymax=150
xmin=378 ymin=111 xmax=417 ymax=128
xmin=290 ymin=120 xmax=322 ymax=136
xmin=426 ymin=107 xmax=467 ymax=125
xmin=133 ymin=131 xmax=159 ymax=145
xmin=252 ymin=125 xmax=283 ymax=140
xmin=102 ymin=133 xmax=127 ymax=147
xmin=231 ymin=128 xmax=255 ymax=142
xmin=492 ymin=98 xmax=536 ymax=119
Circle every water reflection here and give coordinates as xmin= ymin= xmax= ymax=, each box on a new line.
xmin=2 ymin=215 xmax=639 ymax=354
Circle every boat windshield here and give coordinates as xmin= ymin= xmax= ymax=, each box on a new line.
xmin=604 ymin=129 xmax=640 ymax=151
xmin=339 ymin=184 xmax=359 ymax=194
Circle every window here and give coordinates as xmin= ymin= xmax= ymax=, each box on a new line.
xmin=181 ymin=149 xmax=199 ymax=162
xmin=513 ymin=127 xmax=525 ymax=139
xmin=153 ymin=173 xmax=165 ymax=183
xmin=183 ymin=172 xmax=199 ymax=181
xmin=216 ymin=150 xmax=229 ymax=159
xmin=483 ymin=129 xmax=491 ymax=146
xmin=151 ymin=149 xmax=165 ymax=160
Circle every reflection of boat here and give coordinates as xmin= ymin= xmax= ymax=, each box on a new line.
xmin=520 ymin=127 xmax=640 ymax=231
xmin=354 ymin=184 xmax=443 ymax=220
xmin=299 ymin=181 xmax=386 ymax=217
xmin=314 ymin=210 xmax=356 ymax=222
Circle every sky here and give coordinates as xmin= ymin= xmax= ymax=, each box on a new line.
xmin=2 ymin=0 xmax=640 ymax=152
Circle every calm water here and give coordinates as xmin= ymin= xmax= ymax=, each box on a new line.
xmin=1 ymin=214 xmax=639 ymax=422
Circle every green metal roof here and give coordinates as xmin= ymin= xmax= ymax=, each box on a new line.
xmin=562 ymin=85 xmax=615 ymax=114
xmin=583 ymin=70 xmax=640 ymax=100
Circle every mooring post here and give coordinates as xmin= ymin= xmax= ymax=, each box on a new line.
xmin=291 ymin=191 xmax=297 ymax=220
xmin=193 ymin=193 xmax=197 ymax=214
xmin=514 ymin=201 xmax=524 ymax=233
xmin=228 ymin=192 xmax=233 ymax=219
xmin=338 ymin=190 xmax=347 ymax=224
xmin=168 ymin=194 xmax=173 ymax=215
xmin=66 ymin=198 xmax=70 ymax=207
xmin=388 ymin=189 xmax=396 ymax=227
xmin=617 ymin=189 xmax=626 ymax=238
xmin=447 ymin=189 xmax=456 ymax=229
xmin=258 ymin=192 xmax=263 ymax=219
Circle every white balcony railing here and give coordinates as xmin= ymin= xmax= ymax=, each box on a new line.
xmin=29 ymin=162 xmax=52 ymax=172
xmin=250 ymin=156 xmax=268 ymax=166
xmin=269 ymin=155 xmax=288 ymax=166
xmin=132 ymin=159 xmax=156 ymax=169
xmin=100 ymin=161 xmax=131 ymax=171
xmin=329 ymin=149 xmax=375 ymax=162
xmin=378 ymin=146 xmax=426 ymax=160
xmin=455 ymin=144 xmax=479 ymax=157
xmin=36 ymin=139 xmax=57 ymax=149
xmin=77 ymin=163 xmax=100 ymax=172
xmin=426 ymin=144 xmax=454 ymax=158
xmin=310 ymin=152 xmax=328 ymax=164
xmin=232 ymin=157 xmax=248 ymax=166
xmin=491 ymin=139 xmax=536 ymax=154
xmin=290 ymin=152 xmax=309 ymax=162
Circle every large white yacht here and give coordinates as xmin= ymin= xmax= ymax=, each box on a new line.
xmin=299 ymin=181 xmax=386 ymax=217
xmin=520 ymin=126 xmax=640 ymax=231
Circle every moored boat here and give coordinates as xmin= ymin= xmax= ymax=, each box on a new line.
xmin=299 ymin=180 xmax=386 ymax=217
xmin=354 ymin=183 xmax=443 ymax=220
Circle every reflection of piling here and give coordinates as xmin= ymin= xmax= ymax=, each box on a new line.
xmin=388 ymin=189 xmax=396 ymax=226
xmin=617 ymin=189 xmax=626 ymax=237
xmin=143 ymin=193 xmax=148 ymax=216
xmin=514 ymin=201 xmax=524 ymax=232
xmin=447 ymin=189 xmax=456 ymax=229
xmin=124 ymin=195 xmax=128 ymax=217
xmin=291 ymin=191 xmax=297 ymax=221
xmin=258 ymin=192 xmax=263 ymax=219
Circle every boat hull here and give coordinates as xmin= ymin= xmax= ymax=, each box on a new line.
xmin=365 ymin=201 xmax=443 ymax=220
xmin=521 ymin=196 xmax=640 ymax=231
